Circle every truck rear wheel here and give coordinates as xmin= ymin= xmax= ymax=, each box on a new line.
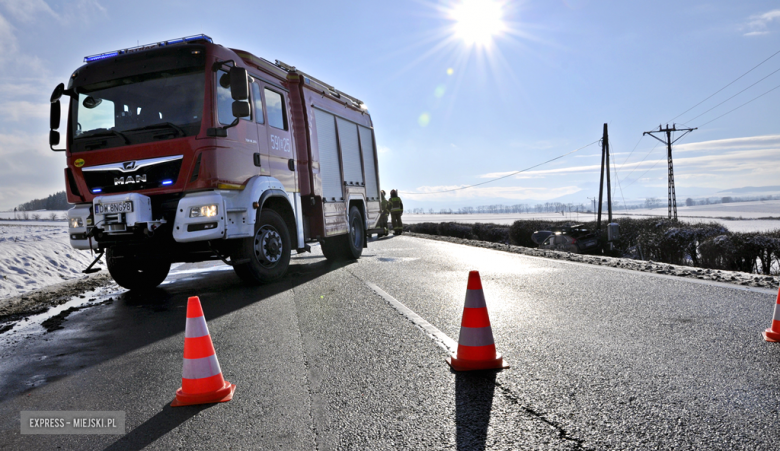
xmin=320 ymin=206 xmax=364 ymax=261
xmin=106 ymin=247 xmax=171 ymax=291
xmin=233 ymin=209 xmax=291 ymax=284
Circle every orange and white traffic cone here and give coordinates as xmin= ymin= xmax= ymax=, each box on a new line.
xmin=763 ymin=287 xmax=780 ymax=342
xmin=446 ymin=271 xmax=509 ymax=371
xmin=171 ymin=296 xmax=236 ymax=407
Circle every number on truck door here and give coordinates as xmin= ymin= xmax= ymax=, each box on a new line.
xmin=262 ymin=87 xmax=296 ymax=193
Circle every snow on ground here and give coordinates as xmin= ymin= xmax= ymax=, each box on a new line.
xmin=0 ymin=224 xmax=96 ymax=300
xmin=404 ymin=199 xmax=780 ymax=233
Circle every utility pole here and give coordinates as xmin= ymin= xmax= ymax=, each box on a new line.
xmin=596 ymin=123 xmax=612 ymax=231
xmin=643 ymin=124 xmax=696 ymax=221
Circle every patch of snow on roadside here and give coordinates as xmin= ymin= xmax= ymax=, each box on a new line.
xmin=0 ymin=225 xmax=97 ymax=300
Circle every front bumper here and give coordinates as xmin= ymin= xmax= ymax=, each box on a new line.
xmin=68 ymin=192 xmax=230 ymax=249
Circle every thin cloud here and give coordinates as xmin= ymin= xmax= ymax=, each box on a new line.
xmin=0 ymin=13 xmax=17 ymax=59
xmin=743 ymin=9 xmax=780 ymax=36
xmin=0 ymin=0 xmax=56 ymax=23
xmin=675 ymin=134 xmax=780 ymax=152
xmin=0 ymin=100 xmax=49 ymax=121
xmin=0 ymin=132 xmax=66 ymax=210
xmin=404 ymin=184 xmax=582 ymax=201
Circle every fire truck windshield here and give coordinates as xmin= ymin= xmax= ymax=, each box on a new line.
xmin=71 ymin=67 xmax=204 ymax=152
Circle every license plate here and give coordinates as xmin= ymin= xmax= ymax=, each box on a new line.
xmin=95 ymin=201 xmax=133 ymax=214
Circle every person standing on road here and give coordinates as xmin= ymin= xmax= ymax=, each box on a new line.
xmin=377 ymin=190 xmax=390 ymax=237
xmin=389 ymin=189 xmax=404 ymax=235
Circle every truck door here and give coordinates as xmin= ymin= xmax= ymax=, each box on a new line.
xmin=262 ymin=86 xmax=296 ymax=193
xmin=215 ymin=69 xmax=260 ymax=184
xmin=250 ymin=81 xmax=270 ymax=175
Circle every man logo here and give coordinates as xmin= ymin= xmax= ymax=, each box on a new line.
xmin=123 ymin=161 xmax=137 ymax=171
xmin=114 ymin=174 xmax=147 ymax=185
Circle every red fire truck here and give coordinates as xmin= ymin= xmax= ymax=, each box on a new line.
xmin=49 ymin=35 xmax=383 ymax=290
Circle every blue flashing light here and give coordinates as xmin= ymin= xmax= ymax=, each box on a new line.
xmin=84 ymin=51 xmax=119 ymax=63
xmin=92 ymin=188 xmax=102 ymax=193
xmin=83 ymin=34 xmax=213 ymax=63
xmin=161 ymin=180 xmax=173 ymax=186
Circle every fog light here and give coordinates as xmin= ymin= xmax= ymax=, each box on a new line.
xmin=69 ymin=217 xmax=83 ymax=228
xmin=190 ymin=204 xmax=218 ymax=218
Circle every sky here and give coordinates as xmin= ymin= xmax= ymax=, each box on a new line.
xmin=0 ymin=0 xmax=778 ymax=212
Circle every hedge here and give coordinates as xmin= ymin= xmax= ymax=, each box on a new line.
xmin=404 ymin=218 xmax=780 ymax=275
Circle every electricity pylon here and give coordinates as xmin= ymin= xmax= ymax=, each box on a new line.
xmin=642 ymin=124 xmax=696 ymax=220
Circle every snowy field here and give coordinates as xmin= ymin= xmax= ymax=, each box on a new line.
xmin=404 ymin=199 xmax=780 ymax=233
xmin=0 ymin=224 xmax=95 ymax=300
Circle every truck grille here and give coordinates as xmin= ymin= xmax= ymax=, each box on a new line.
xmin=82 ymin=156 xmax=183 ymax=195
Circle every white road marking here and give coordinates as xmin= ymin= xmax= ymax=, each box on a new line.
xmin=364 ymin=281 xmax=458 ymax=355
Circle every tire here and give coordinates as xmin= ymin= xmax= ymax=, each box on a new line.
xmin=233 ymin=209 xmax=291 ymax=284
xmin=320 ymin=235 xmax=344 ymax=261
xmin=106 ymin=247 xmax=171 ymax=290
xmin=344 ymin=206 xmax=364 ymax=259
xmin=320 ymin=206 xmax=364 ymax=261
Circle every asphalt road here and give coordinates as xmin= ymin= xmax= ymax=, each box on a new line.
xmin=0 ymin=235 xmax=779 ymax=450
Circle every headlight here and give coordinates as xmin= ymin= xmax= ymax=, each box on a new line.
xmin=190 ymin=204 xmax=218 ymax=218
xmin=69 ymin=217 xmax=83 ymax=228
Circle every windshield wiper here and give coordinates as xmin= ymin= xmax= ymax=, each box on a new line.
xmin=74 ymin=129 xmax=130 ymax=145
xmin=124 ymin=122 xmax=186 ymax=137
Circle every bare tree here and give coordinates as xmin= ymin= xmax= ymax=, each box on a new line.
xmin=49 ymin=212 xmax=59 ymax=221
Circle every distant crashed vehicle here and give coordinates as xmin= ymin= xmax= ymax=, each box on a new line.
xmin=533 ymin=224 xmax=600 ymax=254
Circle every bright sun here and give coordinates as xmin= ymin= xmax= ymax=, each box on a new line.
xmin=451 ymin=0 xmax=506 ymax=47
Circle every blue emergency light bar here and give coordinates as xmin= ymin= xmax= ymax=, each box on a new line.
xmin=84 ymin=34 xmax=213 ymax=63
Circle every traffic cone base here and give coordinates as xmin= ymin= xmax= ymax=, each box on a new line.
xmin=763 ymin=288 xmax=780 ymax=343
xmin=763 ymin=330 xmax=780 ymax=342
xmin=446 ymin=271 xmax=509 ymax=372
xmin=171 ymin=296 xmax=236 ymax=407
xmin=446 ymin=353 xmax=509 ymax=371
xmin=171 ymin=380 xmax=235 ymax=407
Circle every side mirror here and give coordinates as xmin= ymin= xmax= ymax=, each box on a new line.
xmin=229 ymin=67 xmax=249 ymax=101
xmin=232 ymin=101 xmax=250 ymax=118
xmin=50 ymin=83 xmax=67 ymax=151
xmin=51 ymin=83 xmax=65 ymax=103
xmin=50 ymin=101 xmax=61 ymax=130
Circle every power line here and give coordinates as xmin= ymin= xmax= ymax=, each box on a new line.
xmin=684 ymin=65 xmax=780 ymax=123
xmin=697 ymin=81 xmax=780 ymax=128
xmin=406 ymin=139 xmax=600 ymax=195
xmin=621 ymin=159 xmax=663 ymax=189
xmin=620 ymin=134 xmax=646 ymax=167
xmin=609 ymin=142 xmax=629 ymax=212
xmin=668 ymin=47 xmax=780 ymax=123
xmin=617 ymin=142 xmax=661 ymax=183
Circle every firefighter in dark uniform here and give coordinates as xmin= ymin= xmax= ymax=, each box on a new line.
xmin=377 ymin=190 xmax=389 ymax=237
xmin=389 ymin=189 xmax=404 ymax=235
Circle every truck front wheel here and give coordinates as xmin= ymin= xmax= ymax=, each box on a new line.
xmin=233 ymin=209 xmax=291 ymax=284
xmin=106 ymin=247 xmax=171 ymax=290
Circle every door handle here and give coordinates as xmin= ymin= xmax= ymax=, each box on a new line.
xmin=254 ymin=153 xmax=261 ymax=167
xmin=288 ymin=159 xmax=295 ymax=171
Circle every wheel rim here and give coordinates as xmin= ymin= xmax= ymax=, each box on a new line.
xmin=350 ymin=215 xmax=363 ymax=249
xmin=254 ymin=226 xmax=283 ymax=268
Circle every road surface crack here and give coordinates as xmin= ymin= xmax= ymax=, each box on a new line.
xmin=495 ymin=381 xmax=590 ymax=450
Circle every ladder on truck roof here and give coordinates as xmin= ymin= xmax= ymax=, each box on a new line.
xmin=232 ymin=48 xmax=365 ymax=110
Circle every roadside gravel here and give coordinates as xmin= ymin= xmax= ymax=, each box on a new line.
xmin=404 ymin=232 xmax=780 ymax=291
xmin=0 ymin=272 xmax=114 ymax=325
